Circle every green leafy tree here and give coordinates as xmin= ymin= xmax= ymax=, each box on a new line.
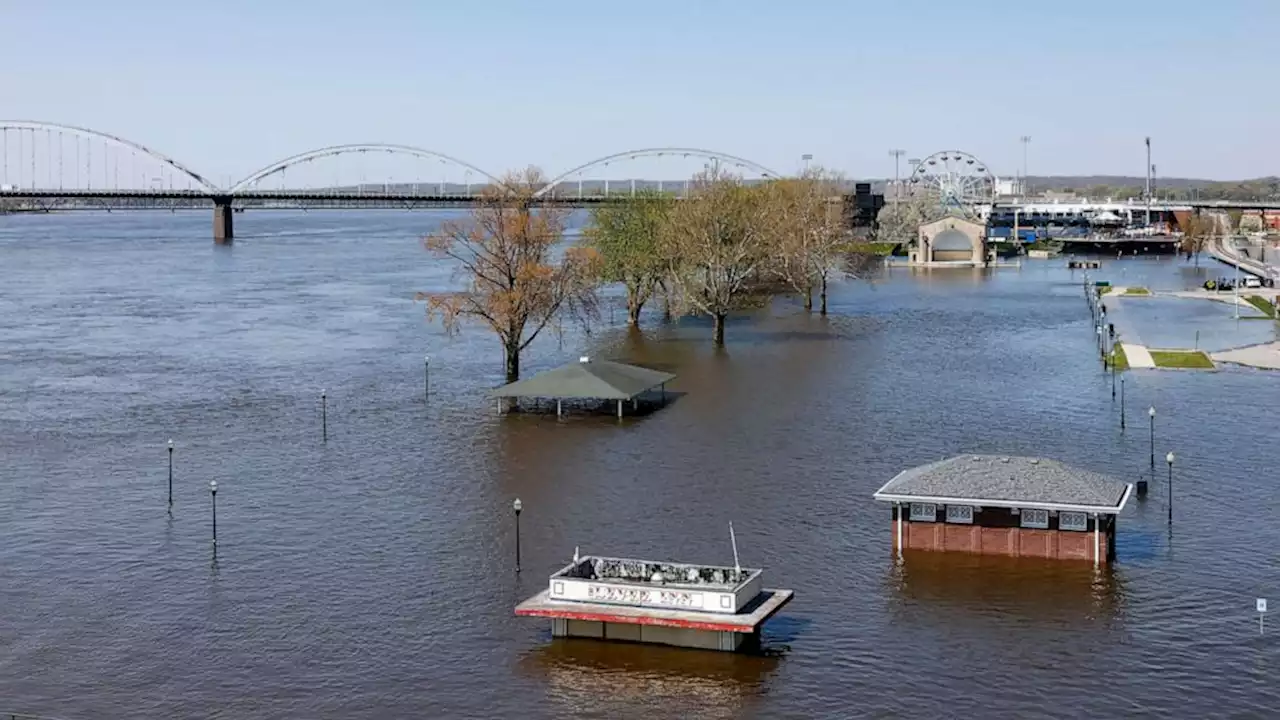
xmin=583 ymin=189 xmax=673 ymax=326
xmin=660 ymin=166 xmax=773 ymax=345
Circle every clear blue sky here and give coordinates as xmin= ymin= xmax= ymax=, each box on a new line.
xmin=3 ymin=0 xmax=1275 ymax=182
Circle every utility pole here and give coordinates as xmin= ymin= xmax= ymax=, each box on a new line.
xmin=1019 ymin=136 xmax=1031 ymax=196
xmin=1145 ymin=137 xmax=1152 ymax=227
xmin=889 ymin=149 xmax=906 ymax=206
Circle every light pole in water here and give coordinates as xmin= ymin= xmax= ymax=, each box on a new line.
xmin=167 ymin=439 xmax=174 ymax=507
xmin=210 ymin=480 xmax=218 ymax=547
xmin=1148 ymin=406 xmax=1156 ymax=472
xmin=1166 ymin=451 xmax=1175 ymax=524
xmin=1120 ymin=375 xmax=1126 ymax=430
xmin=513 ymin=498 xmax=523 ymax=573
xmin=1109 ymin=325 xmax=1116 ymax=398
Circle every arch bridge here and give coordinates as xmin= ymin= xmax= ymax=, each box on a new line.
xmin=1 ymin=121 xmax=782 ymax=242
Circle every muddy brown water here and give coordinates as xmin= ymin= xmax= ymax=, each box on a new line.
xmin=2 ymin=211 xmax=1279 ymax=718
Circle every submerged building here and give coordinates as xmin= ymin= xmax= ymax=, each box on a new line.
xmin=873 ymin=455 xmax=1133 ymax=566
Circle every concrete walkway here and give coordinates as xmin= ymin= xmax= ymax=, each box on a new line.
xmin=1212 ymin=342 xmax=1280 ymax=370
xmin=1122 ymin=343 xmax=1155 ymax=368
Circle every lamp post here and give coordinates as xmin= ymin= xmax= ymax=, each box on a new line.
xmin=210 ymin=480 xmax=218 ymax=546
xmin=889 ymin=149 xmax=905 ymax=206
xmin=1120 ymin=374 xmax=1126 ymax=429
xmin=513 ymin=498 xmax=523 ymax=573
xmin=167 ymin=439 xmax=174 ymax=507
xmin=1166 ymin=451 xmax=1175 ymax=524
xmin=1148 ymin=406 xmax=1156 ymax=471
xmin=424 ymin=355 xmax=430 ymax=401
xmin=1109 ymin=326 xmax=1117 ymax=397
xmin=1096 ymin=325 xmax=1103 ymax=359
xmin=1020 ymin=135 xmax=1032 ymax=195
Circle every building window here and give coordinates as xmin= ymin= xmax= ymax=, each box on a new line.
xmin=1059 ymin=511 xmax=1089 ymax=532
xmin=1020 ymin=508 xmax=1049 ymax=529
xmin=945 ymin=505 xmax=973 ymax=524
xmin=909 ymin=503 xmax=937 ymax=522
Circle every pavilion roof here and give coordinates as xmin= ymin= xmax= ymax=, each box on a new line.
xmin=489 ymin=357 xmax=675 ymax=401
xmin=873 ymin=455 xmax=1131 ymax=513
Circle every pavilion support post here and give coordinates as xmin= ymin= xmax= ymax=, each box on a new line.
xmin=632 ymin=398 xmax=638 ymax=411
xmin=895 ymin=503 xmax=903 ymax=561
xmin=617 ymin=400 xmax=623 ymax=419
xmin=556 ymin=400 xmax=562 ymax=418
xmin=1093 ymin=513 xmax=1100 ymax=567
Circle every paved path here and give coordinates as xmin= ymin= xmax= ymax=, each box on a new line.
xmin=1122 ymin=343 xmax=1155 ymax=368
xmin=1212 ymin=342 xmax=1280 ymax=370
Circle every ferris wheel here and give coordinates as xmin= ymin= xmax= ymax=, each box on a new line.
xmin=908 ymin=151 xmax=997 ymax=216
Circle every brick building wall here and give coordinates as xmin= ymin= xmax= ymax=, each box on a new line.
xmin=891 ymin=506 xmax=1116 ymax=563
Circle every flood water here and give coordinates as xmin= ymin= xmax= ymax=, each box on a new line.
xmin=3 ymin=211 xmax=1280 ymax=719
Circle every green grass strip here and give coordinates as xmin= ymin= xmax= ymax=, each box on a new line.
xmin=1149 ymin=350 xmax=1215 ymax=369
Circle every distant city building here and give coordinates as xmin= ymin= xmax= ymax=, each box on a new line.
xmin=844 ymin=183 xmax=884 ymax=237
xmin=995 ymin=179 xmax=1023 ymax=197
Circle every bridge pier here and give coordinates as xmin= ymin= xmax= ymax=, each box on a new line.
xmin=213 ymin=198 xmax=234 ymax=244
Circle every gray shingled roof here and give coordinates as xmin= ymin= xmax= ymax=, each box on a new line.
xmin=873 ymin=455 xmax=1130 ymax=510
xmin=490 ymin=357 xmax=675 ymax=400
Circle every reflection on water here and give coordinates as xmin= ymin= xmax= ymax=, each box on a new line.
xmin=520 ymin=640 xmax=779 ymax=719
xmin=892 ymin=551 xmax=1126 ymax=625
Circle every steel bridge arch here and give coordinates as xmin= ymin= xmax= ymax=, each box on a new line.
xmin=228 ymin=143 xmax=503 ymax=194
xmin=534 ymin=147 xmax=782 ymax=198
xmin=0 ymin=119 xmax=219 ymax=193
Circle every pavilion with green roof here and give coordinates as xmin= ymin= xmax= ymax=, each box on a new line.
xmin=490 ymin=356 xmax=676 ymax=418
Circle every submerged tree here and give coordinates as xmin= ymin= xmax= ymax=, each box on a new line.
xmin=417 ymin=167 xmax=599 ymax=383
xmin=873 ymin=191 xmax=941 ymax=248
xmin=582 ymin=189 xmax=673 ymax=326
xmin=659 ymin=166 xmax=773 ymax=345
xmin=764 ymin=168 xmax=849 ymax=314
xmin=1179 ymin=212 xmax=1216 ymax=266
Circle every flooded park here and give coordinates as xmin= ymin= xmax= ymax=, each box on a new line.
xmin=3 ymin=210 xmax=1280 ymax=718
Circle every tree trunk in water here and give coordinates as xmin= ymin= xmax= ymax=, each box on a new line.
xmin=803 ymin=286 xmax=813 ymax=311
xmin=820 ymin=276 xmax=828 ymax=315
xmin=628 ymin=296 xmax=644 ymax=326
xmin=504 ymin=343 xmax=520 ymax=383
xmin=712 ymin=313 xmax=726 ymax=346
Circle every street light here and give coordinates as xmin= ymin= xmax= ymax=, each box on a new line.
xmin=210 ymin=480 xmax=218 ymax=546
xmin=1166 ymin=451 xmax=1175 ymax=524
xmin=1020 ymin=136 xmax=1032 ymax=195
xmin=1109 ymin=325 xmax=1117 ymax=397
xmin=167 ymin=439 xmax=174 ymax=507
xmin=888 ymin=149 xmax=905 ymax=206
xmin=1120 ymin=374 xmax=1126 ymax=430
xmin=1148 ymin=407 xmax=1156 ymax=471
xmin=513 ymin=498 xmax=523 ymax=573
